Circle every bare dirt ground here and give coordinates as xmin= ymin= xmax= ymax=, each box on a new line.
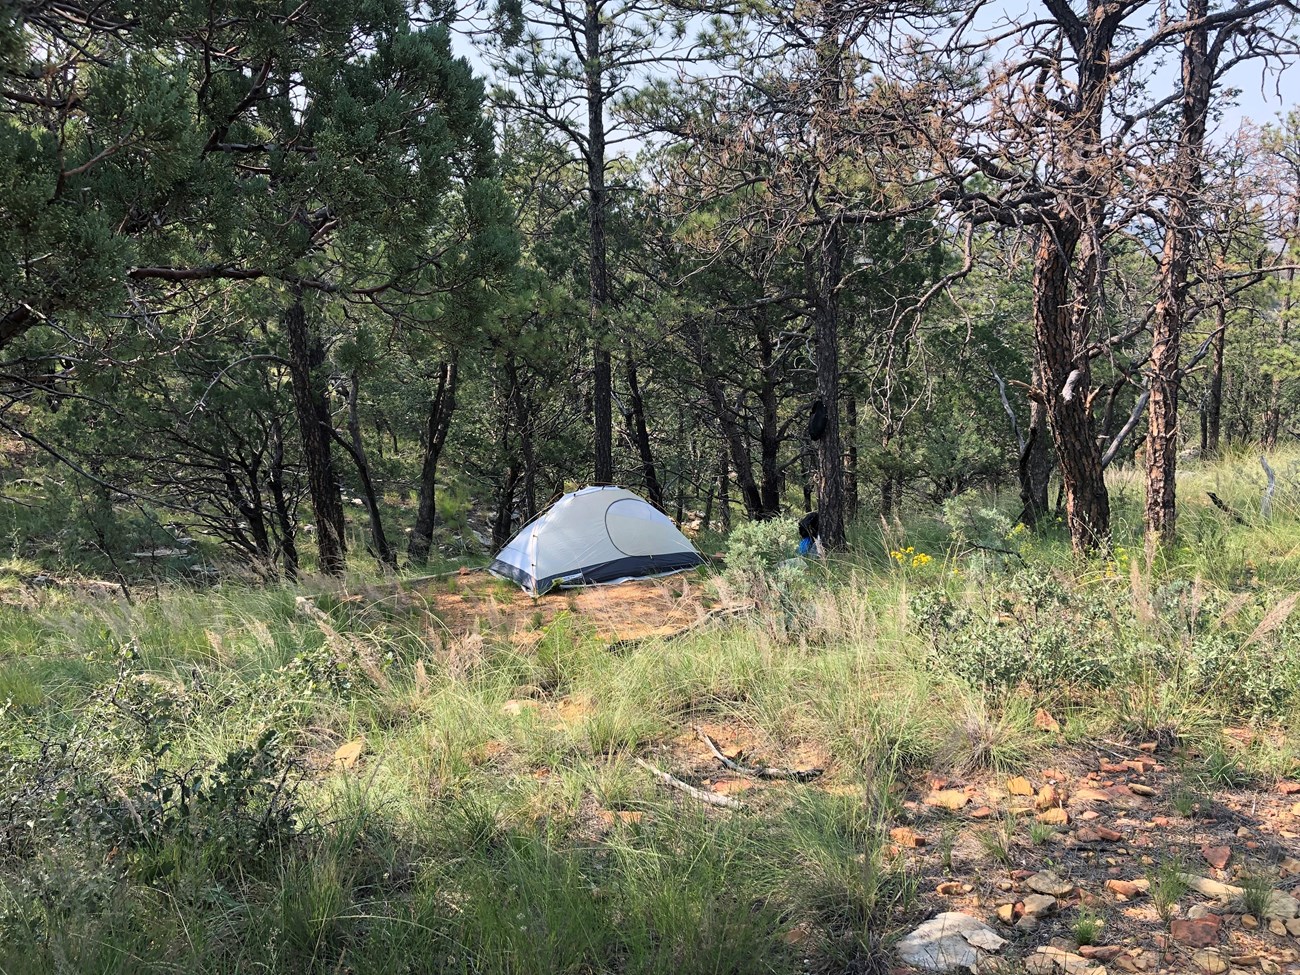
xmin=400 ymin=570 xmax=714 ymax=646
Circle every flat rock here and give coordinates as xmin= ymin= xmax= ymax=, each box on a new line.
xmin=1080 ymin=945 xmax=1125 ymax=962
xmin=1182 ymin=875 xmax=1300 ymax=920
xmin=1202 ymin=845 xmax=1233 ymax=870
xmin=895 ymin=912 xmax=1007 ymax=973
xmin=1286 ymin=918 xmax=1300 ymax=936
xmin=1027 ymin=871 xmax=1075 ymax=896
xmin=1071 ymin=788 xmax=1113 ymax=805
xmin=891 ymin=826 xmax=925 ymax=848
xmin=1170 ymin=916 xmax=1222 ymax=948
xmin=925 ymin=789 xmax=969 ymax=811
xmin=1022 ymin=893 xmax=1059 ymax=917
xmin=1008 ymin=776 xmax=1035 ymax=796
xmin=1034 ymin=708 xmax=1061 ymax=732
xmin=1106 ymin=878 xmax=1149 ymax=899
xmin=1038 ymin=807 xmax=1070 ymax=825
xmin=1077 ymin=826 xmax=1124 ymax=843
xmin=1193 ymin=950 xmax=1229 ymax=975
xmin=1026 ymin=946 xmax=1106 ymax=975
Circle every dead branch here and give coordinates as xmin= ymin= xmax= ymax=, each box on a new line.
xmin=633 ymin=757 xmax=745 ymax=809
xmin=693 ymin=726 xmax=824 ymax=782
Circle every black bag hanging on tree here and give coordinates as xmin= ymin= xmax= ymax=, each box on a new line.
xmin=806 ymin=398 xmax=827 ymax=441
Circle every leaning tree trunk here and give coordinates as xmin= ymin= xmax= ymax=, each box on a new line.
xmin=1145 ymin=0 xmax=1211 ymax=546
xmin=343 ymin=373 xmax=395 ymax=569
xmin=624 ymin=355 xmax=664 ymax=509
xmin=409 ymin=358 xmax=458 ymax=565
xmin=1033 ymin=220 xmax=1109 ymax=551
xmin=285 ymin=293 xmax=347 ymax=574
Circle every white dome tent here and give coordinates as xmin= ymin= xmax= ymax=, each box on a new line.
xmin=488 ymin=486 xmax=705 ymax=595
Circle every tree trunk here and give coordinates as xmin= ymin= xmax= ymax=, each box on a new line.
xmin=1018 ymin=357 xmax=1052 ymax=526
xmin=268 ymin=412 xmax=299 ymax=578
xmin=409 ymin=358 xmax=458 ymax=565
xmin=624 ymin=355 xmax=664 ymax=508
xmin=718 ymin=450 xmax=731 ymax=530
xmin=814 ymin=219 xmax=846 ymax=549
xmin=492 ymin=464 xmax=520 ymax=550
xmin=586 ymin=0 xmax=613 ymax=485
xmin=284 ymin=293 xmax=347 ymax=574
xmin=757 ymin=312 xmax=782 ymax=518
xmin=1205 ymin=304 xmax=1225 ymax=454
xmin=343 ymin=373 xmax=395 ymax=570
xmin=1263 ymin=264 xmax=1293 ymax=450
xmin=845 ymin=391 xmax=859 ymax=521
xmin=1033 ymin=221 xmax=1109 ymax=551
xmin=1144 ymin=0 xmax=1210 ymax=546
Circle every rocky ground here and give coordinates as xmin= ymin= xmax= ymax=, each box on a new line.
xmin=887 ymin=733 xmax=1300 ymax=975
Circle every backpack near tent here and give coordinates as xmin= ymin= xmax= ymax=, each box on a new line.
xmin=489 ymin=486 xmax=705 ymax=595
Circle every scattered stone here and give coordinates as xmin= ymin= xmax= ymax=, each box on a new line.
xmin=1077 ymin=826 xmax=1123 ymax=843
xmin=1268 ymin=919 xmax=1287 ymax=937
xmin=891 ymin=826 xmax=925 ymax=848
xmin=1266 ymin=892 xmax=1299 ymax=920
xmin=895 ymin=912 xmax=1007 ymax=973
xmin=1138 ymin=742 xmax=1157 ymax=752
xmin=1278 ymin=782 xmax=1300 ymax=795
xmin=1202 ymin=845 xmax=1233 ymax=870
xmin=1027 ymin=871 xmax=1075 ymax=897
xmin=1071 ymin=787 xmax=1113 ymax=804
xmin=596 ymin=810 xmax=643 ymax=826
xmin=937 ymin=881 xmax=964 ymax=896
xmin=1025 ymin=945 xmax=1106 ymax=975
xmin=1106 ymin=878 xmax=1149 ymax=899
xmin=970 ymin=806 xmax=994 ymax=819
xmin=1189 ymin=904 xmax=1213 ymax=919
xmin=1170 ymin=916 xmax=1222 ymax=948
xmin=501 ymin=699 xmax=538 ymax=716
xmin=1022 ymin=894 xmax=1059 ymax=917
xmin=1008 ymin=776 xmax=1035 ymax=796
xmin=1038 ymin=807 xmax=1070 ymax=825
xmin=1182 ymin=874 xmax=1241 ymax=899
xmin=925 ymin=789 xmax=969 ymax=811
xmin=1016 ymin=915 xmax=1040 ymax=932
xmin=1193 ymin=950 xmax=1229 ymax=975
xmin=781 ymin=921 xmax=813 ymax=945
xmin=1286 ymin=918 xmax=1300 ymax=936
xmin=1242 ymin=914 xmax=1259 ymax=930
xmin=1229 ymin=955 xmax=1261 ymax=968
xmin=1080 ymin=945 xmax=1125 ymax=962
xmin=1130 ymin=783 xmax=1156 ymax=797
xmin=1037 ymin=784 xmax=1059 ymax=811
xmin=1034 ymin=708 xmax=1061 ymax=732
xmin=1278 ymin=857 xmax=1300 ymax=878
xmin=996 ymin=903 xmax=1015 ymax=924
xmin=996 ymin=879 xmax=1013 ymax=891
xmin=332 ymin=737 xmax=366 ymax=769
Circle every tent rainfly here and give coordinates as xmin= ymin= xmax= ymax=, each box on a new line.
xmin=489 ymin=486 xmax=704 ymax=595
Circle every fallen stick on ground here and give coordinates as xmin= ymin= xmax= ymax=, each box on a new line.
xmin=1206 ymin=492 xmax=1246 ymax=524
xmin=694 ymin=726 xmax=824 ymax=782
xmin=633 ymin=757 xmax=744 ymax=810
